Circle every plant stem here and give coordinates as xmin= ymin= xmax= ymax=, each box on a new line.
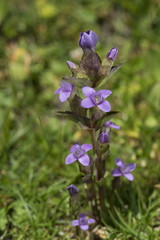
xmin=90 ymin=128 xmax=106 ymax=221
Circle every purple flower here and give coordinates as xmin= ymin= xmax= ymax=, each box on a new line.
xmin=54 ymin=80 xmax=74 ymax=102
xmin=104 ymin=120 xmax=120 ymax=130
xmin=79 ymin=30 xmax=98 ymax=51
xmin=72 ymin=213 xmax=95 ymax=231
xmin=98 ymin=131 xmax=110 ymax=144
xmin=67 ymin=184 xmax=79 ymax=197
xmin=81 ymin=87 xmax=111 ymax=112
xmin=112 ymin=158 xmax=136 ymax=181
xmin=65 ymin=144 xmax=92 ymax=166
xmin=107 ymin=47 xmax=118 ymax=61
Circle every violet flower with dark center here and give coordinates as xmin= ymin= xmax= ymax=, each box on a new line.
xmin=107 ymin=47 xmax=118 ymax=62
xmin=98 ymin=131 xmax=110 ymax=144
xmin=72 ymin=213 xmax=95 ymax=231
xmin=67 ymin=184 xmax=79 ymax=197
xmin=54 ymin=80 xmax=74 ymax=102
xmin=65 ymin=144 xmax=92 ymax=166
xmin=112 ymin=158 xmax=136 ymax=181
xmin=104 ymin=120 xmax=120 ymax=130
xmin=81 ymin=87 xmax=112 ymax=112
xmin=79 ymin=30 xmax=98 ymax=51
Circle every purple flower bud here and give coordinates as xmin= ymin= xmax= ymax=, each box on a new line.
xmin=98 ymin=131 xmax=110 ymax=144
xmin=72 ymin=213 xmax=95 ymax=231
xmin=66 ymin=61 xmax=77 ymax=71
xmin=79 ymin=30 xmax=98 ymax=51
xmin=107 ymin=47 xmax=118 ymax=61
xmin=111 ymin=158 xmax=136 ymax=181
xmin=67 ymin=184 xmax=79 ymax=197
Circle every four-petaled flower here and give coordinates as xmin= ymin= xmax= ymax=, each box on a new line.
xmin=65 ymin=144 xmax=92 ymax=166
xmin=67 ymin=184 xmax=79 ymax=197
xmin=79 ymin=30 xmax=98 ymax=52
xmin=98 ymin=131 xmax=110 ymax=144
xmin=81 ymin=87 xmax=112 ymax=112
xmin=54 ymin=80 xmax=74 ymax=102
xmin=104 ymin=120 xmax=120 ymax=130
xmin=107 ymin=47 xmax=118 ymax=61
xmin=72 ymin=213 xmax=95 ymax=231
xmin=112 ymin=158 xmax=136 ymax=181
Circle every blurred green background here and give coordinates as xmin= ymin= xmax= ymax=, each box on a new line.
xmin=0 ymin=0 xmax=160 ymax=239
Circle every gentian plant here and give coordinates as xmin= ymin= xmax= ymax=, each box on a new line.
xmin=54 ymin=30 xmax=136 ymax=238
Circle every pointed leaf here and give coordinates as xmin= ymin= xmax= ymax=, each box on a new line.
xmin=63 ymin=76 xmax=92 ymax=88
xmin=56 ymin=111 xmax=90 ymax=128
xmin=98 ymin=62 xmax=126 ymax=87
xmin=70 ymin=94 xmax=87 ymax=118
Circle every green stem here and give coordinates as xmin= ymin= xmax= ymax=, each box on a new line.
xmin=90 ymin=128 xmax=106 ymax=221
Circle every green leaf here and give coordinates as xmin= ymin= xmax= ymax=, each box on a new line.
xmin=69 ymin=94 xmax=87 ymax=118
xmin=63 ymin=76 xmax=92 ymax=88
xmin=114 ymin=207 xmax=138 ymax=237
xmin=99 ymin=62 xmax=126 ymax=87
xmin=55 ymin=111 xmax=90 ymax=128
xmin=95 ymin=111 xmax=120 ymax=130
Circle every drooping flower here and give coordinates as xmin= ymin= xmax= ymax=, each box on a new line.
xmin=98 ymin=131 xmax=110 ymax=144
xmin=65 ymin=144 xmax=92 ymax=166
xmin=81 ymin=86 xmax=111 ymax=112
xmin=79 ymin=30 xmax=98 ymax=51
xmin=72 ymin=213 xmax=95 ymax=231
xmin=54 ymin=80 xmax=74 ymax=102
xmin=111 ymin=158 xmax=136 ymax=181
xmin=67 ymin=184 xmax=79 ymax=197
xmin=107 ymin=47 xmax=118 ymax=62
xmin=104 ymin=120 xmax=120 ymax=130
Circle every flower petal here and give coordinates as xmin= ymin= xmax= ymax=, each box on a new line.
xmin=59 ymin=91 xmax=71 ymax=102
xmin=79 ymin=213 xmax=86 ymax=218
xmin=98 ymin=90 xmax=112 ymax=99
xmin=81 ymin=98 xmax=95 ymax=108
xmin=115 ymin=158 xmax=125 ymax=169
xmin=107 ymin=47 xmax=118 ymax=61
xmin=65 ymin=153 xmax=77 ymax=165
xmin=123 ymin=173 xmax=134 ymax=181
xmin=111 ymin=168 xmax=122 ymax=177
xmin=82 ymin=32 xmax=92 ymax=49
xmin=123 ymin=163 xmax=136 ymax=173
xmin=60 ymin=80 xmax=73 ymax=91
xmin=54 ymin=88 xmax=61 ymax=95
xmin=67 ymin=184 xmax=79 ymax=196
xmin=80 ymin=224 xmax=89 ymax=231
xmin=70 ymin=144 xmax=81 ymax=153
xmin=97 ymin=100 xmax=111 ymax=112
xmin=82 ymin=87 xmax=95 ymax=97
xmin=81 ymin=144 xmax=93 ymax=152
xmin=88 ymin=218 xmax=95 ymax=224
xmin=98 ymin=132 xmax=110 ymax=144
xmin=78 ymin=154 xmax=90 ymax=166
xmin=88 ymin=31 xmax=98 ymax=49
xmin=72 ymin=220 xmax=79 ymax=226
xmin=108 ymin=122 xmax=120 ymax=129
